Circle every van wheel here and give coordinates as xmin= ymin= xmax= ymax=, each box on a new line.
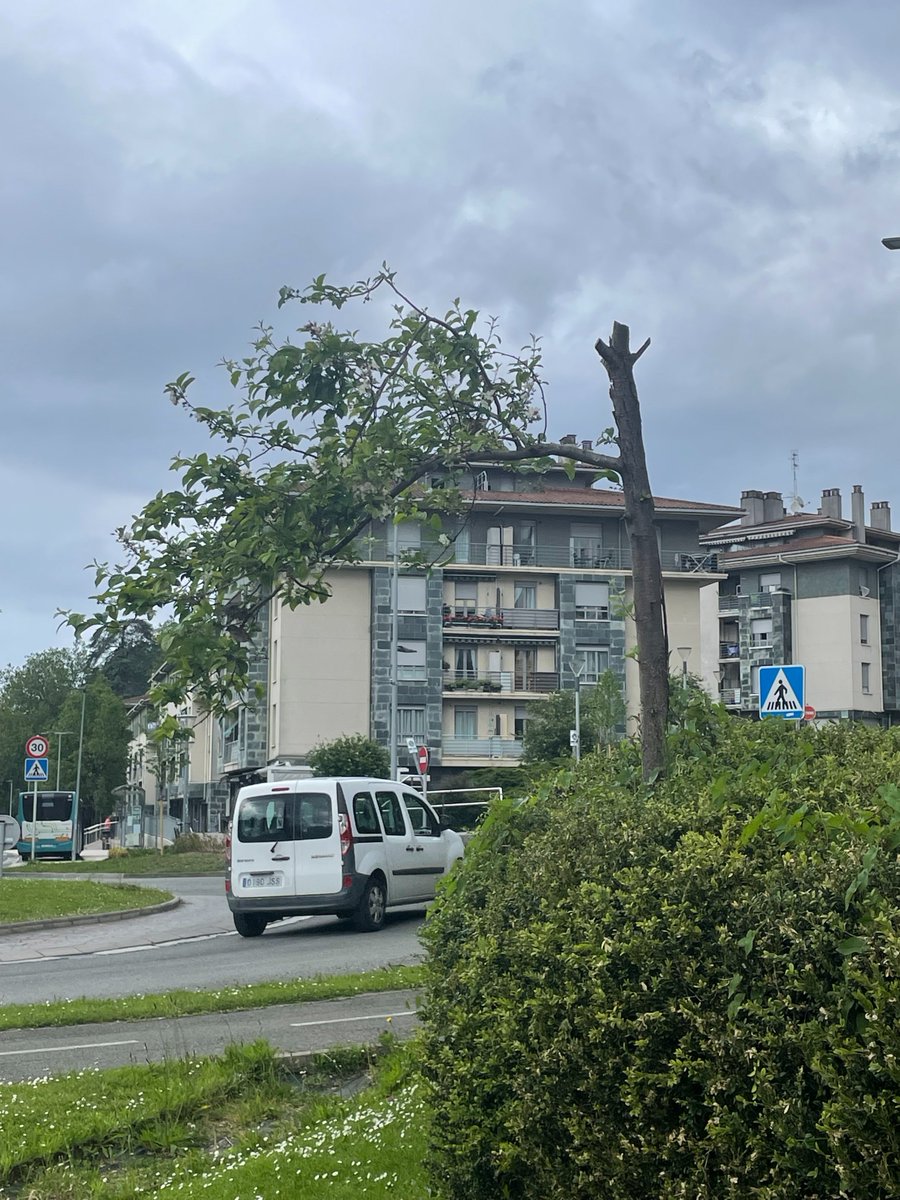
xmin=353 ymin=877 xmax=386 ymax=932
xmin=233 ymin=912 xmax=268 ymax=938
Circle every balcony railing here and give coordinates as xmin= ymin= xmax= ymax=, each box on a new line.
xmin=719 ymin=642 xmax=741 ymax=659
xmin=443 ymin=671 xmax=559 ymax=694
xmin=720 ymin=688 xmax=742 ymax=707
xmin=442 ymin=606 xmax=560 ymax=631
xmin=718 ymin=593 xmax=741 ymax=612
xmin=355 ymin=540 xmax=720 ymax=573
xmin=442 ymin=736 xmax=524 ymax=760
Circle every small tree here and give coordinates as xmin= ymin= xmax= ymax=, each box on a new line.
xmin=584 ymin=669 xmax=627 ymax=751
xmin=522 ymin=692 xmax=592 ymax=764
xmin=306 ymin=734 xmax=390 ymax=779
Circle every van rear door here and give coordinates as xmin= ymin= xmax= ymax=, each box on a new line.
xmin=293 ymin=786 xmax=342 ymax=895
xmin=231 ymin=789 xmax=296 ymax=902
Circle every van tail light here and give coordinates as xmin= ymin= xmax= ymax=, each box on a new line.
xmin=339 ymin=813 xmax=352 ymax=858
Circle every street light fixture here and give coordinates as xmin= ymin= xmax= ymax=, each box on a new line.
xmin=677 ymin=646 xmax=692 ymax=688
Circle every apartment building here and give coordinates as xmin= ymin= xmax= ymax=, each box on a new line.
xmin=701 ymin=485 xmax=900 ymax=722
xmin=217 ymin=459 xmax=740 ymax=792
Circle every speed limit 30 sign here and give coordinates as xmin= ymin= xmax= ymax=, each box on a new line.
xmin=25 ymin=734 xmax=49 ymax=758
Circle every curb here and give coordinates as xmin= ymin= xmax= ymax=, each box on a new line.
xmin=0 ymin=896 xmax=182 ymax=936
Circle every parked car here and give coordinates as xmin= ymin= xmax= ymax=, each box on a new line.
xmin=226 ymin=776 xmax=465 ymax=936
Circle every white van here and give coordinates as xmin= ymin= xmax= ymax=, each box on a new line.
xmin=226 ymin=776 xmax=465 ymax=936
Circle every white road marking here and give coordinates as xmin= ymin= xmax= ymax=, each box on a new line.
xmin=289 ymin=1011 xmax=415 ymax=1028
xmin=0 ymin=1039 xmax=140 ymax=1058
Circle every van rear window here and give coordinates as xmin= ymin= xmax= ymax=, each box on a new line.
xmin=237 ymin=793 xmax=332 ymax=842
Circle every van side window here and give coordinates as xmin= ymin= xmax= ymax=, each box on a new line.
xmin=401 ymin=793 xmax=439 ymax=836
xmin=237 ymin=797 xmax=291 ymax=843
xmin=375 ymin=790 xmax=407 ymax=837
xmin=352 ymin=792 xmax=380 ymax=835
xmin=296 ymin=793 xmax=333 ymax=841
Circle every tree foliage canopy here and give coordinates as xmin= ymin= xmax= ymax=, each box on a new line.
xmin=305 ymin=734 xmax=390 ymax=779
xmin=66 ymin=269 xmax=629 ymax=717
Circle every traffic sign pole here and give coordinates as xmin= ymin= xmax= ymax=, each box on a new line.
xmin=31 ymin=778 xmax=36 ymax=862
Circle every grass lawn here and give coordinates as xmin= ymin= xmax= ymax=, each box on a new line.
xmin=0 ymin=963 xmax=424 ymax=1031
xmin=16 ymin=849 xmax=224 ymax=876
xmin=0 ymin=1039 xmax=428 ymax=1199
xmin=0 ymin=878 xmax=173 ymax=923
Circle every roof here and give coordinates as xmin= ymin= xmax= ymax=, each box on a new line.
xmin=468 ymin=487 xmax=742 ymax=517
xmin=719 ymin=533 xmax=897 ymax=564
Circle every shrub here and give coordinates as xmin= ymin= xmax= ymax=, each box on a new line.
xmin=306 ymin=733 xmax=390 ymax=778
xmin=419 ymin=720 xmax=900 ymax=1199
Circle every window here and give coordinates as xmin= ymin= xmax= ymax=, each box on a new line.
xmin=453 ymin=525 xmax=470 ymax=564
xmin=237 ymin=795 xmax=294 ymax=843
xmin=759 ymin=572 xmax=781 ymax=593
xmin=571 ymin=523 xmax=603 ymax=567
xmin=575 ymin=581 xmax=610 ymax=620
xmin=397 ymin=641 xmax=427 ymax=680
xmin=402 ymin=792 xmax=439 ymax=836
xmin=576 ymin=647 xmax=610 ymax=685
xmin=455 ymin=646 xmax=477 ymax=678
xmin=375 ymin=789 xmax=406 ymax=836
xmin=271 ymin=641 xmax=277 ymax=683
xmin=297 ymin=793 xmax=333 ymax=840
xmin=270 ymin=702 xmax=276 ymax=748
xmin=860 ymin=614 xmax=870 ymax=645
xmin=454 ymin=580 xmax=477 ymax=614
xmin=397 ymin=706 xmax=425 ymax=743
xmin=395 ymin=521 xmax=420 ymax=551
xmin=514 ymin=583 xmax=536 ymax=609
xmin=514 ymin=705 xmax=528 ymax=740
xmin=751 ymin=617 xmax=773 ymax=646
xmin=397 ymin=576 xmax=426 ymax=613
xmin=352 ymin=792 xmax=381 ymax=835
xmin=454 ymin=706 xmax=477 ymax=737
xmin=862 ymin=662 xmax=871 ymax=694
xmin=516 ymin=521 xmax=536 ymax=563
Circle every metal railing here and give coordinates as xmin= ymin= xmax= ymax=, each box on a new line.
xmin=720 ymin=688 xmax=742 ymax=706
xmin=355 ymin=540 xmax=721 ymax=573
xmin=441 ymin=737 xmax=525 ymax=760
xmin=442 ymin=607 xmax=560 ymax=630
xmin=443 ymin=670 xmax=560 ymax=694
xmin=719 ymin=642 xmax=741 ymax=659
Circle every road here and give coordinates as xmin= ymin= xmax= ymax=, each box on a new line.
xmin=0 ymin=876 xmax=428 ymax=1005
xmin=0 ymin=989 xmax=420 ymax=1082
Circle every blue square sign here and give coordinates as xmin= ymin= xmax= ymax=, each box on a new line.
xmin=759 ymin=665 xmax=805 ymax=720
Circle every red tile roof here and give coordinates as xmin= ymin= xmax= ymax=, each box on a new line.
xmin=468 ymin=488 xmax=742 ymax=515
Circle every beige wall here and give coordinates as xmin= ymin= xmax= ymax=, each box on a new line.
xmin=270 ymin=570 xmax=372 ymax=757
xmin=794 ymin=595 xmax=882 ymax=713
xmin=623 ymin=578 xmax=710 ymax=730
xmin=442 ymin=699 xmax=520 ymax=739
xmin=443 ymin=575 xmax=556 ymax=610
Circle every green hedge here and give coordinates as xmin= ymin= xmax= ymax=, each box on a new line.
xmin=420 ymin=718 xmax=900 ymax=1199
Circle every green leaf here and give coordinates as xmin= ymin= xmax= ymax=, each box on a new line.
xmin=837 ymin=935 xmax=868 ymax=956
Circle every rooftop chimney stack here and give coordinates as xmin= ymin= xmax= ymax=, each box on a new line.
xmin=763 ymin=491 xmax=784 ymax=523
xmin=581 ymin=439 xmax=593 ymax=451
xmin=559 ymin=433 xmax=577 ymax=445
xmin=851 ymin=484 xmax=866 ymax=543
xmin=819 ymin=488 xmax=843 ymax=520
xmin=871 ymin=500 xmax=892 ymax=531
xmin=740 ymin=489 xmax=766 ymax=526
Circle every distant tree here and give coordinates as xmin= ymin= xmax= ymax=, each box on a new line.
xmin=87 ymin=618 xmax=162 ymax=698
xmin=584 ymin=669 xmax=627 ymax=750
xmin=522 ymin=691 xmax=592 ymax=764
xmin=306 ymin=734 xmax=391 ymax=779
xmin=54 ymin=677 xmax=129 ymax=817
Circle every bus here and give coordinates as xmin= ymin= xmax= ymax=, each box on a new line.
xmin=16 ymin=791 xmax=79 ymax=858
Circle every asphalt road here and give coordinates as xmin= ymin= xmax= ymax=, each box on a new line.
xmin=0 ymin=876 xmax=428 ymax=1005
xmin=0 ymin=989 xmax=420 ymax=1082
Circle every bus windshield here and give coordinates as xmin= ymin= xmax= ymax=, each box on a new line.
xmin=19 ymin=793 xmax=74 ymax=822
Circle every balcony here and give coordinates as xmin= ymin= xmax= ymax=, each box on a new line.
xmin=443 ymin=671 xmax=559 ymax=694
xmin=356 ymin=540 xmax=721 ymax=574
xmin=720 ymin=688 xmax=742 ymax=707
xmin=442 ymin=736 xmax=524 ymax=761
xmin=719 ymin=642 xmax=741 ymax=660
xmin=718 ymin=593 xmax=741 ymax=612
xmin=442 ymin=606 xmax=560 ymax=631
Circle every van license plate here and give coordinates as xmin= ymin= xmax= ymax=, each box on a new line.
xmin=241 ymin=873 xmax=283 ymax=888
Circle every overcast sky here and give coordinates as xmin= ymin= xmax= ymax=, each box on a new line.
xmin=3 ymin=0 xmax=900 ymax=670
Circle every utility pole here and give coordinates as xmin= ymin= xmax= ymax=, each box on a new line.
xmin=389 ymin=519 xmax=400 ymax=781
xmin=72 ymin=690 xmax=86 ymax=862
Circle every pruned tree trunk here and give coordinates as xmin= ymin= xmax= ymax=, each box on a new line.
xmin=595 ymin=323 xmax=669 ymax=781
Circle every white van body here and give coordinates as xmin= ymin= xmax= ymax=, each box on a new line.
xmin=226 ymin=776 xmax=465 ymax=935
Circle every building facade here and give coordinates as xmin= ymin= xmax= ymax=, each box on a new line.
xmin=701 ymin=485 xmax=900 ymax=722
xmin=215 ymin=461 xmax=739 ymax=793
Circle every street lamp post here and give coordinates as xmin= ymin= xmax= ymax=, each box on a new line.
xmin=72 ymin=690 xmax=87 ymax=862
xmin=52 ymin=731 xmax=75 ymax=791
xmin=389 ymin=520 xmax=400 ymax=781
xmin=570 ymin=662 xmax=585 ymax=763
xmin=677 ymin=646 xmax=692 ymax=689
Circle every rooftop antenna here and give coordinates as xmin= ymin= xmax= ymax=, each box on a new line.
xmin=789 ymin=450 xmax=805 ymax=514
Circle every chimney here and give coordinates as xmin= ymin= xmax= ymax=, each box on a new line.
xmin=851 ymin=484 xmax=866 ymax=543
xmin=740 ymin=489 xmax=765 ymax=526
xmin=581 ymin=439 xmax=593 ymax=451
xmin=870 ymin=500 xmax=892 ymax=531
xmin=559 ymin=433 xmax=577 ymax=445
xmin=763 ymin=491 xmax=784 ymax=523
xmin=819 ymin=488 xmax=842 ymax=520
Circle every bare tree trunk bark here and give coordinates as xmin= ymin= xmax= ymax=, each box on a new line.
xmin=595 ymin=323 xmax=669 ymax=781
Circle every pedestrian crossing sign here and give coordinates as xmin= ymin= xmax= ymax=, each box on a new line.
xmin=759 ymin=665 xmax=805 ymax=720
xmin=24 ymin=756 xmax=49 ymax=781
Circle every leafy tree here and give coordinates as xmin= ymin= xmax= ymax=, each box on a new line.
xmin=87 ymin=618 xmax=162 ymax=698
xmin=306 ymin=734 xmax=390 ymax=778
xmin=585 ymin=669 xmax=627 ymax=749
xmin=68 ymin=270 xmax=668 ymax=778
xmin=54 ymin=677 xmax=130 ymax=818
xmin=521 ymin=691 xmax=590 ymax=763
